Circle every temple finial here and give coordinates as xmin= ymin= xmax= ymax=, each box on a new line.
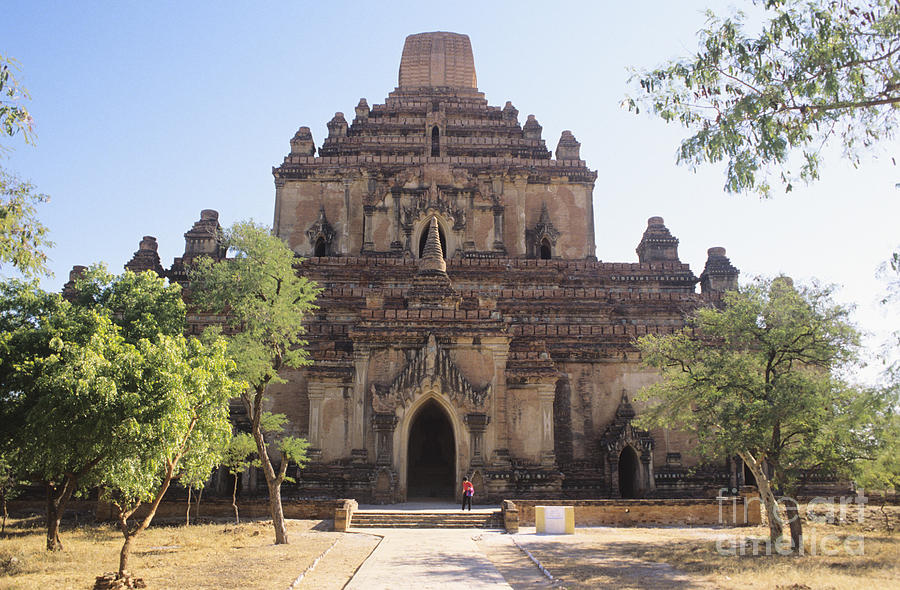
xmin=419 ymin=217 xmax=446 ymax=274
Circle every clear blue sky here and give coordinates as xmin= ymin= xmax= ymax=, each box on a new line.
xmin=4 ymin=1 xmax=898 ymax=382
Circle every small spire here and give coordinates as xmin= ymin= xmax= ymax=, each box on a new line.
xmin=419 ymin=217 xmax=446 ymax=274
xmin=538 ymin=202 xmax=552 ymax=224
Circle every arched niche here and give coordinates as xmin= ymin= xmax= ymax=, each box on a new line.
xmin=540 ymin=238 xmax=552 ymax=260
xmin=413 ymin=216 xmax=453 ymax=258
xmin=431 ymin=126 xmax=440 ymax=157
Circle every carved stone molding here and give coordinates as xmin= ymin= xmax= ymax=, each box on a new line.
xmin=307 ymin=206 xmax=336 ymax=254
xmin=372 ymin=413 xmax=399 ymax=466
xmin=525 ymin=202 xmax=560 ymax=258
xmin=372 ymin=334 xmax=490 ymax=413
xmin=599 ymin=394 xmax=654 ymax=460
xmin=400 ymin=183 xmax=467 ymax=232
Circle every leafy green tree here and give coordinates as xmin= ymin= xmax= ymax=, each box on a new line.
xmin=190 ymin=221 xmax=319 ymax=544
xmin=0 ymin=269 xmax=197 ymax=552
xmin=220 ymin=432 xmax=259 ymax=524
xmin=0 ymin=55 xmax=34 ymax=144
xmin=69 ymin=265 xmax=185 ymax=343
xmin=99 ymin=335 xmax=240 ymax=579
xmin=0 ymin=168 xmax=51 ymax=278
xmin=0 ymin=55 xmax=51 ymax=278
xmin=636 ymin=277 xmax=876 ymax=552
xmin=0 ymin=450 xmax=25 ymax=534
xmin=624 ymin=0 xmax=899 ymax=197
xmin=0 ymin=281 xmax=128 ymax=550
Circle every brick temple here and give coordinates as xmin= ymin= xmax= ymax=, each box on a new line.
xmin=109 ymin=32 xmax=751 ymax=502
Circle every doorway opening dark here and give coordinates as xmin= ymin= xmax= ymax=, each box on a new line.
xmin=743 ymin=462 xmax=757 ymax=487
xmin=540 ymin=239 xmax=552 ymax=260
xmin=618 ymin=446 xmax=640 ymax=499
xmin=431 ymin=126 xmax=440 ymax=157
xmin=314 ymin=237 xmax=327 ymax=257
xmin=407 ymin=400 xmax=455 ymax=499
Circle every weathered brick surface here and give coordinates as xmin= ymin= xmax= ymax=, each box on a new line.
xmin=104 ymin=32 xmax=752 ymax=504
xmin=509 ymin=498 xmax=761 ymax=527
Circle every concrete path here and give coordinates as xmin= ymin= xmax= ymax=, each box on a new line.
xmin=344 ymin=528 xmax=514 ymax=590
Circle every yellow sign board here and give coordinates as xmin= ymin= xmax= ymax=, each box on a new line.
xmin=535 ymin=505 xmax=575 ymax=534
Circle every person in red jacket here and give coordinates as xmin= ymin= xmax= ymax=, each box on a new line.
xmin=461 ymin=477 xmax=474 ymax=511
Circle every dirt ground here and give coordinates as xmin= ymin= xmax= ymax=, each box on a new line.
xmin=0 ymin=517 xmax=376 ymax=590
xmin=2 ymin=504 xmax=897 ymax=589
xmin=508 ymin=505 xmax=900 ymax=590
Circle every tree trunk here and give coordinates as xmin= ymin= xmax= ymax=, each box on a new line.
xmin=247 ymin=390 xmax=289 ymax=544
xmin=195 ymin=488 xmax=202 ymax=521
xmin=741 ymin=454 xmax=783 ymax=544
xmin=2 ymin=494 xmax=7 ymax=534
xmin=267 ymin=479 xmax=288 ymax=544
xmin=186 ymin=487 xmax=191 ymax=526
xmin=783 ymin=496 xmax=803 ymax=554
xmin=45 ymin=476 xmax=76 ymax=551
xmin=232 ymin=475 xmax=240 ymax=524
xmin=117 ymin=514 xmax=134 ymax=577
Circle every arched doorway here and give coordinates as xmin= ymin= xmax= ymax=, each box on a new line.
xmin=618 ymin=446 xmax=640 ymax=499
xmin=314 ymin=237 xmax=327 ymax=257
xmin=407 ymin=400 xmax=455 ymax=499
xmin=539 ymin=239 xmax=552 ymax=260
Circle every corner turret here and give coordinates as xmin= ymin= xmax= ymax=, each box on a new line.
xmin=699 ymin=247 xmax=740 ymax=294
xmin=124 ymin=236 xmax=164 ymax=275
xmin=636 ymin=217 xmax=680 ymax=263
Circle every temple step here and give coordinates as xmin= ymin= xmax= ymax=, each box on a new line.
xmin=350 ymin=510 xmax=503 ymax=529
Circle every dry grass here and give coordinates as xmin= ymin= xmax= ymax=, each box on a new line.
xmin=0 ymin=516 xmax=341 ymax=590
xmin=517 ymin=505 xmax=900 ymax=590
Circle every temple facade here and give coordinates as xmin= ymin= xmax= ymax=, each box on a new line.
xmin=114 ymin=32 xmax=750 ymax=503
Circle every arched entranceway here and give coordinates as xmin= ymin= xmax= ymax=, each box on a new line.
xmin=618 ymin=446 xmax=640 ymax=499
xmin=406 ymin=400 xmax=455 ymax=499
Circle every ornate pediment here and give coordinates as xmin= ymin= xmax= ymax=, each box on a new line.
xmin=307 ymin=207 xmax=336 ymax=250
xmin=531 ymin=202 xmax=560 ymax=244
xmin=599 ymin=393 xmax=653 ymax=459
xmin=372 ymin=334 xmax=490 ymax=412
xmin=400 ymin=183 xmax=467 ymax=231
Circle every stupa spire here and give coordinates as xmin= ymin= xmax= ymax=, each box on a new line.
xmin=419 ymin=217 xmax=446 ymax=274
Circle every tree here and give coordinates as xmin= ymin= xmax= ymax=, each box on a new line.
xmin=0 ymin=450 xmax=25 ymax=534
xmin=0 ymin=281 xmax=127 ymax=550
xmin=0 ymin=55 xmax=51 ymax=278
xmin=636 ymin=277 xmax=876 ymax=552
xmin=624 ymin=0 xmax=900 ymax=197
xmin=99 ymin=335 xmax=240 ymax=579
xmin=220 ymin=432 xmax=258 ymax=524
xmin=0 ymin=269 xmax=188 ymax=550
xmin=190 ymin=221 xmax=319 ymax=544
xmin=68 ymin=264 xmax=186 ymax=343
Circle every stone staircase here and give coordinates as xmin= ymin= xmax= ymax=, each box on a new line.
xmin=350 ymin=510 xmax=504 ymax=529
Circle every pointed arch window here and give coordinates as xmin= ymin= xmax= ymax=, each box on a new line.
xmin=431 ymin=126 xmax=440 ymax=157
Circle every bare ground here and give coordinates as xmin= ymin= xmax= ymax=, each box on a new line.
xmin=0 ymin=518 xmax=355 ymax=590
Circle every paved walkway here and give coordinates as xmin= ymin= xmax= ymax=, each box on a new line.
xmin=344 ymin=528 xmax=514 ymax=589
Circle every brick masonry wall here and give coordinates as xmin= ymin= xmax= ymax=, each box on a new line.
xmin=91 ymin=499 xmax=344 ymax=522
xmin=509 ymin=498 xmax=761 ymax=527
